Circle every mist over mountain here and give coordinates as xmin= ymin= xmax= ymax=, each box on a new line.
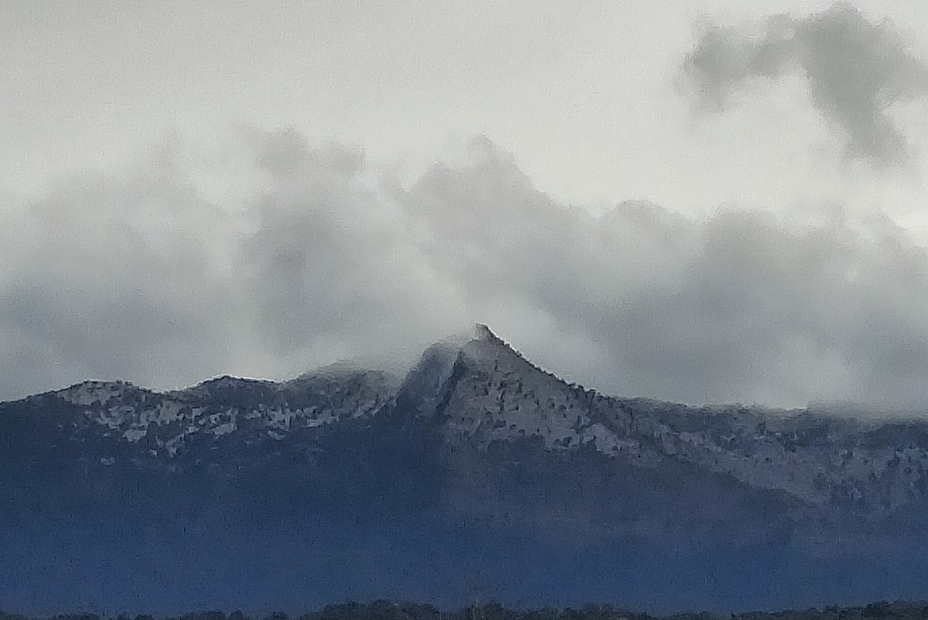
xmin=6 ymin=2 xmax=928 ymax=616
xmin=5 ymin=325 xmax=928 ymax=615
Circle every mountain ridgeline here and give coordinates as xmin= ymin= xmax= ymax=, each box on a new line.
xmin=5 ymin=325 xmax=928 ymax=613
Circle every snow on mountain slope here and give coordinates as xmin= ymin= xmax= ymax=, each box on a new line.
xmin=10 ymin=323 xmax=928 ymax=518
xmin=50 ymin=367 xmax=397 ymax=457
xmin=432 ymin=324 xmax=647 ymax=458
xmin=415 ymin=325 xmax=928 ymax=516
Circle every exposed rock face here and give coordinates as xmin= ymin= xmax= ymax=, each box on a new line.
xmin=400 ymin=325 xmax=928 ymax=521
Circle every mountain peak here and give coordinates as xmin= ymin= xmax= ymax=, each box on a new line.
xmin=463 ymin=324 xmax=557 ymax=383
xmin=467 ymin=323 xmax=520 ymax=358
xmin=474 ymin=322 xmax=499 ymax=342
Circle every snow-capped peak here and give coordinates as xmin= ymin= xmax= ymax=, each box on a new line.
xmin=474 ymin=323 xmax=498 ymax=341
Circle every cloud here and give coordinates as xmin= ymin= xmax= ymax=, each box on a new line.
xmin=683 ymin=2 xmax=928 ymax=167
xmin=4 ymin=129 xmax=928 ymax=411
xmin=237 ymin=127 xmax=466 ymax=365
xmin=0 ymin=150 xmax=241 ymax=400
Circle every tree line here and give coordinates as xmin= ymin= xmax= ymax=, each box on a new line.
xmin=3 ymin=600 xmax=928 ymax=620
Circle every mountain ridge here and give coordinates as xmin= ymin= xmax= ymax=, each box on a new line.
xmin=3 ymin=323 xmax=928 ymax=528
xmin=7 ymin=325 xmax=928 ymax=611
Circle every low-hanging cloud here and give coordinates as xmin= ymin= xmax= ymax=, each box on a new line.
xmin=683 ymin=2 xmax=928 ymax=167
xmin=4 ymin=129 xmax=928 ymax=412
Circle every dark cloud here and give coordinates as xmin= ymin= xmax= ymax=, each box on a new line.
xmin=239 ymin=129 xmax=457 ymax=364
xmin=4 ymin=130 xmax=928 ymax=411
xmin=683 ymin=2 xmax=928 ymax=167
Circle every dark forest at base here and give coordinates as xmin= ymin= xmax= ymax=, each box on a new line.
xmin=4 ymin=600 xmax=928 ymax=620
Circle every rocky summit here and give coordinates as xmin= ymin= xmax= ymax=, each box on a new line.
xmin=5 ymin=325 xmax=928 ymax=613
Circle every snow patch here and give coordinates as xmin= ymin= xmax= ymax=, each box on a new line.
xmin=212 ymin=420 xmax=237 ymax=436
xmin=58 ymin=381 xmax=128 ymax=407
xmin=124 ymin=428 xmax=147 ymax=442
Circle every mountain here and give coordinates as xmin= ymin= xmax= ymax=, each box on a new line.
xmin=5 ymin=325 xmax=928 ymax=614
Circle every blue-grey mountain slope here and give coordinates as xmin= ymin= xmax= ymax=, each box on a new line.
xmin=4 ymin=325 xmax=928 ymax=614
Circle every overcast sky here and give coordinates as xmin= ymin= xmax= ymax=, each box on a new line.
xmin=3 ymin=1 xmax=928 ymax=410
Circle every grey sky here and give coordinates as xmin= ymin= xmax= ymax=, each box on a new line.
xmin=2 ymin=1 xmax=928 ymax=410
xmin=684 ymin=2 xmax=928 ymax=166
